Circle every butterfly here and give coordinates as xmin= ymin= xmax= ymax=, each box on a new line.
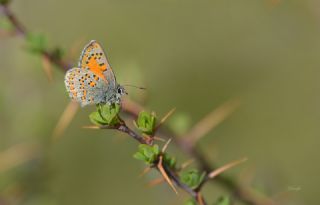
xmin=64 ymin=40 xmax=126 ymax=107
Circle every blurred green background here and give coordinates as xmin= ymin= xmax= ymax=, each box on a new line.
xmin=0 ymin=0 xmax=319 ymax=204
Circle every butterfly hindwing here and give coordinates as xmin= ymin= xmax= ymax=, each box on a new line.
xmin=65 ymin=68 xmax=107 ymax=106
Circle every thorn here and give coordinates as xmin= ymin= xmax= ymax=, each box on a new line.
xmin=155 ymin=108 xmax=176 ymax=131
xmin=42 ymin=55 xmax=53 ymax=82
xmin=139 ymin=166 xmax=151 ymax=178
xmin=52 ymin=101 xmax=79 ymax=141
xmin=180 ymin=158 xmax=195 ymax=170
xmin=157 ymin=155 xmax=178 ymax=194
xmin=208 ymin=157 xmax=248 ymax=179
xmin=162 ymin=138 xmax=172 ymax=152
xmin=147 ymin=178 xmax=165 ymax=187
xmin=197 ymin=193 xmax=205 ymax=205
xmin=153 ymin=136 xmax=166 ymax=142
xmin=82 ymin=125 xmax=100 ymax=129
xmin=185 ymin=98 xmax=240 ymax=145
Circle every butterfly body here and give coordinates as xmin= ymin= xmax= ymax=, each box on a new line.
xmin=64 ymin=40 xmax=126 ymax=107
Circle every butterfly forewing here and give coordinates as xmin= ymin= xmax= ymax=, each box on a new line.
xmin=78 ymin=40 xmax=117 ymax=88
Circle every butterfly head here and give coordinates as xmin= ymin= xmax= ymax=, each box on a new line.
xmin=114 ymin=85 xmax=127 ymax=103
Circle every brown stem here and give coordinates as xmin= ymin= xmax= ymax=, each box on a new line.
xmin=117 ymin=124 xmax=150 ymax=145
xmin=0 ymin=4 xmax=26 ymax=35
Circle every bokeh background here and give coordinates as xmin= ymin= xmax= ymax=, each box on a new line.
xmin=0 ymin=0 xmax=319 ymax=204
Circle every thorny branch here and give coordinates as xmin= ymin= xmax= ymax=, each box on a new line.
xmin=123 ymin=99 xmax=276 ymax=205
xmin=98 ymin=121 xmax=208 ymax=204
xmin=0 ymin=3 xmax=276 ymax=205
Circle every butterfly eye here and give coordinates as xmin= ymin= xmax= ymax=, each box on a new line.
xmin=117 ymin=88 xmax=122 ymax=94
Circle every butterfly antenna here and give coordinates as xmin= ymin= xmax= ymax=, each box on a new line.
xmin=122 ymin=84 xmax=146 ymax=90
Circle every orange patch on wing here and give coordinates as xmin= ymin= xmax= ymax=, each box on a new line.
xmin=87 ymin=57 xmax=107 ymax=80
xmin=90 ymin=82 xmax=96 ymax=87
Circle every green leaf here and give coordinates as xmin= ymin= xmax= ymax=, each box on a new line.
xmin=133 ymin=144 xmax=159 ymax=165
xmin=184 ymin=198 xmax=197 ymax=205
xmin=214 ymin=196 xmax=230 ymax=205
xmin=133 ymin=152 xmax=147 ymax=161
xmin=26 ymin=33 xmax=47 ymax=54
xmin=89 ymin=111 xmax=108 ymax=126
xmin=96 ymin=104 xmax=120 ymax=126
xmin=163 ymin=153 xmax=177 ymax=169
xmin=180 ymin=169 xmax=206 ymax=189
xmin=135 ymin=111 xmax=156 ymax=135
xmin=152 ymin=144 xmax=160 ymax=155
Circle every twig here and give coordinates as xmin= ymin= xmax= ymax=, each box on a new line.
xmin=100 ymin=123 xmax=150 ymax=145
